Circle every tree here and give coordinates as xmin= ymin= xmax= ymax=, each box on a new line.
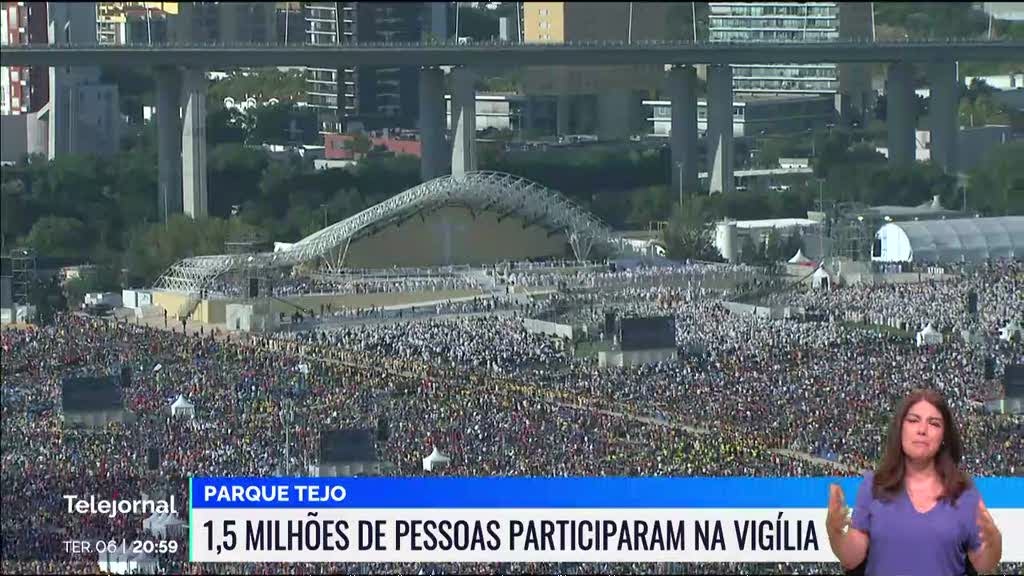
xmin=24 ymin=216 xmax=92 ymax=261
xmin=967 ymin=141 xmax=1024 ymax=215
xmin=738 ymin=235 xmax=761 ymax=266
xmin=208 ymin=106 xmax=250 ymax=146
xmin=28 ymin=276 xmax=67 ymax=326
xmin=783 ymin=229 xmax=805 ymax=261
xmin=661 ymin=200 xmax=721 ymax=262
xmin=208 ymin=69 xmax=307 ymax=107
xmin=763 ymin=228 xmax=785 ymax=263
xmin=344 ymin=133 xmax=372 ymax=157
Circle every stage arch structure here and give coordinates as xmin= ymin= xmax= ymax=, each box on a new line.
xmin=154 ymin=171 xmax=637 ymax=294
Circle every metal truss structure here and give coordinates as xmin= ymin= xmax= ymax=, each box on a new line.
xmin=154 ymin=171 xmax=635 ymax=294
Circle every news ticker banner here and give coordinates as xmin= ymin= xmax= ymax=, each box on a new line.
xmin=189 ymin=477 xmax=1024 ymax=563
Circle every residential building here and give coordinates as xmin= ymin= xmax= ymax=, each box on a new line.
xmin=96 ymin=2 xmax=178 ymax=45
xmin=1 ymin=1 xmax=50 ymax=116
xmin=1 ymin=2 xmax=119 ymax=160
xmin=303 ymin=2 xmax=433 ymax=133
xmin=304 ymin=2 xmax=350 ymax=131
xmin=173 ymin=2 xmax=274 ymax=44
xmin=708 ymin=2 xmax=874 ymax=125
xmin=324 ymin=131 xmax=422 ymax=159
xmin=708 ymin=2 xmax=840 ymax=94
xmin=445 ymin=93 xmax=527 ymax=132
xmin=642 ymin=95 xmax=837 ymax=139
xmin=981 ymin=2 xmax=1024 ymax=21
xmin=521 ymin=2 xmax=676 ymax=139
xmin=276 ymin=1 xmax=304 ymax=44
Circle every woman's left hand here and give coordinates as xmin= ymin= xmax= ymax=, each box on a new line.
xmin=977 ymin=499 xmax=1001 ymax=551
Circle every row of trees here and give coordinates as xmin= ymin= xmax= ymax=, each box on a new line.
xmin=3 ymin=118 xmax=1021 ymax=291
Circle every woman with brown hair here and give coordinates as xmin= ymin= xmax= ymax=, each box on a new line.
xmin=826 ymin=388 xmax=1003 ymax=575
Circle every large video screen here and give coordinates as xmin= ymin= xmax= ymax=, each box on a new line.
xmin=619 ymin=316 xmax=677 ymax=351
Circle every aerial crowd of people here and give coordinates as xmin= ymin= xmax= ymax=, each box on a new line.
xmin=1 ymin=258 xmax=1021 ymax=575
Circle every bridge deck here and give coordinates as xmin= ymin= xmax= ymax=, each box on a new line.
xmin=3 ymin=40 xmax=1022 ymax=67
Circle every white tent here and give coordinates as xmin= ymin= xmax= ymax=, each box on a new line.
xmin=170 ymin=394 xmax=195 ymax=419
xmin=872 ymin=216 xmax=1024 ymax=263
xmin=422 ymin=446 xmax=450 ymax=472
xmin=1000 ymin=320 xmax=1022 ymax=342
xmin=812 ymin=266 xmax=833 ymax=289
xmin=143 ymin=512 xmax=187 ymax=540
xmin=916 ymin=323 xmax=943 ymax=347
xmin=788 ymin=248 xmax=814 ymax=265
xmin=97 ymin=549 xmax=157 ymax=574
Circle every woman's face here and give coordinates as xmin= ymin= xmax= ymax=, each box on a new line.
xmin=902 ymin=399 xmax=945 ymax=463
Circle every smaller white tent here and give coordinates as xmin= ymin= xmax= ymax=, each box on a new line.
xmin=788 ymin=249 xmax=814 ymax=265
xmin=916 ymin=323 xmax=943 ymax=347
xmin=422 ymin=446 xmax=450 ymax=472
xmin=170 ymin=395 xmax=195 ymax=419
xmin=812 ymin=266 xmax=833 ymax=289
xmin=143 ymin=512 xmax=187 ymax=540
xmin=1000 ymin=320 xmax=1022 ymax=342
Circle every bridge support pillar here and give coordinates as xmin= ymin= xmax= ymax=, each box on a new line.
xmin=886 ymin=61 xmax=916 ymax=167
xmin=182 ymin=67 xmax=208 ymax=219
xmin=598 ymin=88 xmax=631 ymax=141
xmin=556 ymin=94 xmax=570 ymax=137
xmin=155 ymin=67 xmax=182 ymax=222
xmin=927 ymin=60 xmax=959 ymax=175
xmin=668 ymin=65 xmax=698 ymax=202
xmin=707 ymin=64 xmax=734 ymax=194
xmin=419 ymin=66 xmax=447 ymax=181
xmin=451 ymin=67 xmax=477 ymax=178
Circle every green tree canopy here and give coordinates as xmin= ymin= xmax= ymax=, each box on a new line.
xmin=24 ymin=216 xmax=93 ymax=261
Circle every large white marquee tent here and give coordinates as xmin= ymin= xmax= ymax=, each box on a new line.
xmin=872 ymin=216 xmax=1024 ymax=263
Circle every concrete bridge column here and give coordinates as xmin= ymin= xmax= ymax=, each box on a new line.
xmin=598 ymin=88 xmax=631 ymax=141
xmin=155 ymin=67 xmax=182 ymax=221
xmin=182 ymin=67 xmax=208 ymax=219
xmin=707 ymin=64 xmax=734 ymax=194
xmin=556 ymin=94 xmax=570 ymax=137
xmin=927 ymin=60 xmax=959 ymax=175
xmin=418 ymin=66 xmax=446 ymax=181
xmin=668 ymin=65 xmax=698 ymax=201
xmin=523 ymin=96 xmax=536 ymax=136
xmin=451 ymin=67 xmax=477 ymax=177
xmin=886 ymin=61 xmax=916 ymax=167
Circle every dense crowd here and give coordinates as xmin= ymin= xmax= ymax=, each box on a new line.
xmin=207 ymin=273 xmax=479 ymax=298
xmin=765 ymin=260 xmax=1023 ymax=335
xmin=2 ymin=259 xmax=1022 ymax=575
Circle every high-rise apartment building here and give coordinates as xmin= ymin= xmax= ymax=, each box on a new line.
xmin=172 ymin=2 xmax=274 ymax=44
xmin=708 ymin=2 xmax=840 ymax=94
xmin=708 ymin=2 xmax=874 ymax=102
xmin=1 ymin=1 xmax=50 ymax=116
xmin=276 ymin=1 xmax=304 ymax=45
xmin=96 ymin=2 xmax=178 ymax=45
xmin=303 ymin=2 xmax=432 ymax=132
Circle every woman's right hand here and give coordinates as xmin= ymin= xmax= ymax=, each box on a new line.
xmin=827 ymin=484 xmax=851 ymax=536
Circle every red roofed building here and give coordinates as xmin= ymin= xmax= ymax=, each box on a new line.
xmin=324 ymin=132 xmax=422 ymax=160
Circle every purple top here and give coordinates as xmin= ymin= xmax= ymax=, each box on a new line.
xmin=851 ymin=470 xmax=982 ymax=576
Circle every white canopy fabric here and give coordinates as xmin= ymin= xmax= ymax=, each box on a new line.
xmin=170 ymin=394 xmax=195 ymax=418
xmin=873 ymin=216 xmax=1024 ymax=263
xmin=916 ymin=323 xmax=943 ymax=347
xmin=788 ymin=249 xmax=814 ymax=265
xmin=1000 ymin=320 xmax=1022 ymax=342
xmin=143 ymin=512 xmax=186 ymax=540
xmin=422 ymin=446 xmax=450 ymax=472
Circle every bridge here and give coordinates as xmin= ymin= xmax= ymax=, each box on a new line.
xmin=4 ymin=40 xmax=1020 ymax=227
xmin=2 ymin=40 xmax=1022 ymax=67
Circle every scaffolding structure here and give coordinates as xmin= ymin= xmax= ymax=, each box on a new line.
xmin=6 ymin=248 xmax=36 ymax=306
